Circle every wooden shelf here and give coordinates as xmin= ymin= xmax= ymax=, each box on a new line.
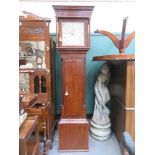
xmin=19 ymin=68 xmax=49 ymax=73
xmin=19 ymin=117 xmax=38 ymax=140
xmin=93 ymin=54 xmax=135 ymax=61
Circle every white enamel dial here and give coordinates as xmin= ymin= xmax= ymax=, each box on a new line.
xmin=61 ymin=22 xmax=85 ymax=46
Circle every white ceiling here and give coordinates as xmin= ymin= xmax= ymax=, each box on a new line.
xmin=19 ymin=1 xmax=136 ymax=33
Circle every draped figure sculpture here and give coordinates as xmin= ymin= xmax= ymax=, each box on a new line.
xmin=90 ymin=63 xmax=111 ymax=141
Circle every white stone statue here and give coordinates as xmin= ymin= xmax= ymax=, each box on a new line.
xmin=90 ymin=63 xmax=111 ymax=141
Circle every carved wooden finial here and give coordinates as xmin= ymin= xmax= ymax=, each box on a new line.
xmin=19 ymin=11 xmax=51 ymax=22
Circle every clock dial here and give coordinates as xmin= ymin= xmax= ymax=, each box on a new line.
xmin=61 ymin=22 xmax=85 ymax=46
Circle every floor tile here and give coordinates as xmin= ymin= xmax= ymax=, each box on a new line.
xmin=47 ymin=130 xmax=122 ymax=155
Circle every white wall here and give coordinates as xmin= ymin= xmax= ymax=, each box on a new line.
xmin=19 ymin=2 xmax=136 ymax=33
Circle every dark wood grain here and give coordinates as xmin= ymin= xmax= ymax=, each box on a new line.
xmin=93 ymin=54 xmax=135 ymax=61
xmin=52 ymin=5 xmax=94 ymax=18
xmin=53 ymin=5 xmax=94 ymax=151
xmin=109 ymin=61 xmax=135 ymax=154
xmin=60 ymin=54 xmax=86 ymax=118
xmin=19 ymin=11 xmax=56 ymax=154
xmin=95 ymin=16 xmax=135 ymax=54
xmin=58 ymin=119 xmax=89 ymax=151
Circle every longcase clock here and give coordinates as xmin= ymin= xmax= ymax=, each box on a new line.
xmin=53 ymin=5 xmax=94 ymax=151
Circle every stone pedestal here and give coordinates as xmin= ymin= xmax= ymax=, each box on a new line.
xmin=90 ymin=119 xmax=111 ymax=141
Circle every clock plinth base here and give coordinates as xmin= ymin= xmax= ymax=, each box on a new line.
xmin=58 ymin=118 xmax=89 ymax=151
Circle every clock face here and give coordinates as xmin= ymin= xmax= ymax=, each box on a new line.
xmin=61 ymin=22 xmax=85 ymax=46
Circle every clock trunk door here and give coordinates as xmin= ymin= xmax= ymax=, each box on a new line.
xmin=62 ymin=56 xmax=85 ymax=118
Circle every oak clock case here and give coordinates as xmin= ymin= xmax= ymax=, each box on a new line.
xmin=19 ymin=11 xmax=55 ymax=154
xmin=53 ymin=5 xmax=94 ymax=151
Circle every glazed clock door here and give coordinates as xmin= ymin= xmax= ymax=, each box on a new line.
xmin=59 ymin=19 xmax=89 ymax=48
xmin=61 ymin=21 xmax=85 ymax=46
xmin=62 ymin=57 xmax=85 ymax=118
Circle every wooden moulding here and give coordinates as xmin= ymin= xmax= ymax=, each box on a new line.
xmin=93 ymin=54 xmax=135 ymax=61
xmin=19 ymin=11 xmax=51 ymax=22
xmin=52 ymin=5 xmax=94 ymax=18
xmin=20 ymin=94 xmax=37 ymax=108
